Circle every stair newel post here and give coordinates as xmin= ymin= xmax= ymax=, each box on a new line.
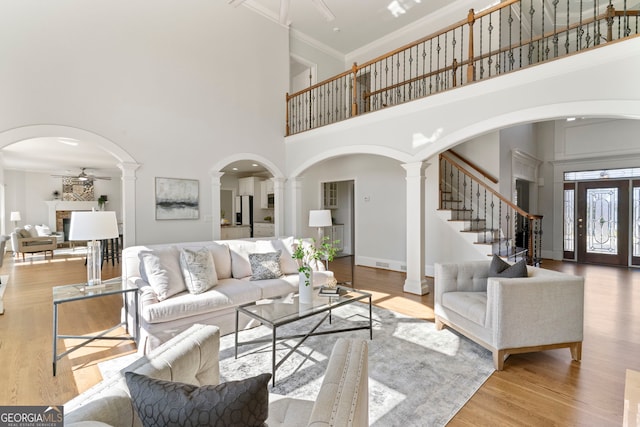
xmin=467 ymin=8 xmax=476 ymax=83
xmin=606 ymin=4 xmax=616 ymax=42
xmin=285 ymin=92 xmax=290 ymax=136
xmin=351 ymin=62 xmax=359 ymax=117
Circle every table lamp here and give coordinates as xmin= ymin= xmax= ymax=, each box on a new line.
xmin=69 ymin=210 xmax=119 ymax=286
xmin=309 ymin=209 xmax=332 ymax=269
xmin=10 ymin=211 xmax=21 ymax=228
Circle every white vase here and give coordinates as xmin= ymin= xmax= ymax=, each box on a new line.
xmin=298 ymin=271 xmax=314 ymax=304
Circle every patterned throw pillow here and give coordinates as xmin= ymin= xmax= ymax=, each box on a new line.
xmin=179 ymin=247 xmax=218 ymax=294
xmin=248 ymin=251 xmax=283 ymax=281
xmin=125 ymin=371 xmax=271 ymax=427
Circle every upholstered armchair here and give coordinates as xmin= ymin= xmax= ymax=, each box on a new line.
xmin=10 ymin=228 xmax=57 ymax=261
xmin=435 ymin=259 xmax=585 ymax=370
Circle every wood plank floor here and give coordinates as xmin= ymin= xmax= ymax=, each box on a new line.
xmin=0 ymin=251 xmax=638 ymax=426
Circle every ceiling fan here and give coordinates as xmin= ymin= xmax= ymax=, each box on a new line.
xmin=228 ymin=0 xmax=335 ymax=25
xmin=52 ymin=168 xmax=112 ymax=182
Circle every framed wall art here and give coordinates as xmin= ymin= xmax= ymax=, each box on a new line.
xmin=155 ymin=177 xmax=199 ymax=220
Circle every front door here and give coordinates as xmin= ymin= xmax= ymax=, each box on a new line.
xmin=577 ymin=180 xmax=629 ymax=266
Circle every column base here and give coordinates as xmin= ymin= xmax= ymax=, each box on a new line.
xmin=403 ymin=278 xmax=430 ymax=295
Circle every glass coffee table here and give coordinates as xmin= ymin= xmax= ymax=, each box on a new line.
xmin=235 ymin=285 xmax=372 ymax=386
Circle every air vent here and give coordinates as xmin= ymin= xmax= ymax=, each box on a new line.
xmin=375 ymin=261 xmax=390 ymax=268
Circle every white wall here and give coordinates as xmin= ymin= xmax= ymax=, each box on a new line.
xmin=299 ymin=155 xmax=406 ymax=268
xmin=0 ymin=0 xmax=289 ymax=245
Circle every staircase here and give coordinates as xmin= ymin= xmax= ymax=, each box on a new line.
xmin=438 ymin=151 xmax=542 ymax=265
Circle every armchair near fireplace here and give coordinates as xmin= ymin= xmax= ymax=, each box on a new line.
xmin=10 ymin=226 xmax=57 ymax=261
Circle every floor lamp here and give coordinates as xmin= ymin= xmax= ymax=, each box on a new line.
xmin=69 ymin=210 xmax=119 ymax=286
xmin=308 ymin=209 xmax=332 ymax=269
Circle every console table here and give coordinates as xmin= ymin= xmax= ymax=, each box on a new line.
xmin=52 ymin=277 xmax=137 ymax=376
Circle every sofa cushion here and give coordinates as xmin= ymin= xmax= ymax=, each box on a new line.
xmin=228 ymin=241 xmax=259 ymax=279
xmin=249 ymin=251 xmax=283 ymax=280
xmin=125 ymin=371 xmax=271 ymax=427
xmin=141 ymin=279 xmax=261 ymax=324
xmin=139 ymin=246 xmax=187 ymax=301
xmin=18 ymin=228 xmax=31 ymax=238
xmin=207 ymin=242 xmax=232 ymax=279
xmin=442 ymin=291 xmax=488 ymax=327
xmin=180 ymin=247 xmax=218 ymax=294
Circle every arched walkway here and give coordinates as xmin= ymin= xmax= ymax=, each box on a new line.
xmin=0 ymin=125 xmax=140 ymax=246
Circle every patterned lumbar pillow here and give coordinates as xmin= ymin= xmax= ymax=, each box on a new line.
xmin=248 ymin=251 xmax=283 ymax=280
xmin=179 ymin=247 xmax=218 ymax=294
xmin=125 ymin=371 xmax=271 ymax=427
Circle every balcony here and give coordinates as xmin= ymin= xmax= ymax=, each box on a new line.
xmin=286 ymin=0 xmax=639 ymax=136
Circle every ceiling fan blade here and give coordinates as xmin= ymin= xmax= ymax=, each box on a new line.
xmin=310 ymin=0 xmax=335 ymax=22
xmin=279 ymin=0 xmax=290 ymax=24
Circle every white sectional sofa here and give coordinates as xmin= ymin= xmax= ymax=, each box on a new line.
xmin=65 ymin=324 xmax=370 ymax=427
xmin=122 ymin=237 xmax=333 ymax=353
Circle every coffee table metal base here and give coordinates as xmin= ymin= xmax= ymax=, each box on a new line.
xmin=235 ymin=295 xmax=372 ymax=386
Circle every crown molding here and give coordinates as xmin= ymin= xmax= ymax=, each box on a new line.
xmin=290 ymin=28 xmax=345 ymax=62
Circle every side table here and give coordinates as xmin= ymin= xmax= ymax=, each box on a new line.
xmin=52 ymin=277 xmax=138 ymax=376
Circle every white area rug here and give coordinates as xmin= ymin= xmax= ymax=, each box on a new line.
xmin=100 ymin=304 xmax=494 ymax=427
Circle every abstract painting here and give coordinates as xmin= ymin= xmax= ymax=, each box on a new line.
xmin=155 ymin=177 xmax=199 ymax=220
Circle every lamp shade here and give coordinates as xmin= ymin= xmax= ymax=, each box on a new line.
xmin=10 ymin=211 xmax=21 ymax=222
xmin=69 ymin=211 xmax=119 ymax=241
xmin=308 ymin=209 xmax=332 ymax=227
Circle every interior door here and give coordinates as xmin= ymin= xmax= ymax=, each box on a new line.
xmin=577 ymin=180 xmax=629 ymax=266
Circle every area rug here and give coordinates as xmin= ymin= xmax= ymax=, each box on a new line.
xmin=99 ymin=303 xmax=494 ymax=427
xmin=220 ymin=303 xmax=494 ymax=427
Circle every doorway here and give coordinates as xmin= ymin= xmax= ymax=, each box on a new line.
xmin=576 ymin=180 xmax=629 ymax=266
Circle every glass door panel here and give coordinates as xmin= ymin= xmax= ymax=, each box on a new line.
xmin=577 ymin=180 xmax=628 ymax=266
xmin=633 ymin=180 xmax=640 ymax=266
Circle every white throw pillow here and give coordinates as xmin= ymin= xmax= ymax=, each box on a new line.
xmin=138 ymin=246 xmax=187 ymax=301
xmin=24 ymin=224 xmax=38 ymax=237
xmin=35 ymin=224 xmax=52 ymax=236
xmin=179 ymin=247 xmax=218 ymax=294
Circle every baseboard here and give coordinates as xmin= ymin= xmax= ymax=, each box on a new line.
xmin=355 ymin=256 xmax=435 ymax=277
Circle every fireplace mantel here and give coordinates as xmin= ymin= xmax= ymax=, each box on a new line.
xmin=45 ymin=201 xmax=99 ymax=231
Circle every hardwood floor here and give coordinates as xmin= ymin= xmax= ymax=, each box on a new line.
xmin=1 ymin=251 xmax=638 ymax=425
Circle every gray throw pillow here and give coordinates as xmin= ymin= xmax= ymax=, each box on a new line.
xmin=249 ymin=251 xmax=283 ymax=280
xmin=489 ymin=254 xmax=528 ymax=278
xmin=179 ymin=247 xmax=218 ymax=294
xmin=125 ymin=371 xmax=271 ymax=427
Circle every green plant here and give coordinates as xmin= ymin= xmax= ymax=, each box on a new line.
xmin=97 ymin=195 xmax=108 ymax=208
xmin=292 ymin=237 xmax=339 ymax=287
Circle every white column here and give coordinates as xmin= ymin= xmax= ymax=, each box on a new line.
xmin=210 ymin=171 xmax=224 ymax=240
xmin=273 ymin=177 xmax=286 ymax=237
xmin=402 ymin=161 xmax=430 ymax=295
xmin=287 ymin=177 xmax=303 ymax=237
xmin=117 ymin=162 xmax=140 ymax=248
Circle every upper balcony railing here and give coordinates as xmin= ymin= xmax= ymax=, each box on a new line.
xmin=286 ymin=0 xmax=639 ymax=136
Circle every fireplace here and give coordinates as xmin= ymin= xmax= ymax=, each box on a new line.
xmin=46 ymin=201 xmax=100 ymax=238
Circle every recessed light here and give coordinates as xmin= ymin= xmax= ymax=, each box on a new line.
xmin=252 ymin=163 xmax=259 ymax=167
xmin=232 ymin=167 xmax=239 ymax=171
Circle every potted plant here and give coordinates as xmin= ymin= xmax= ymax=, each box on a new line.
xmin=98 ymin=195 xmax=108 ymax=210
xmin=292 ymin=236 xmax=339 ymax=288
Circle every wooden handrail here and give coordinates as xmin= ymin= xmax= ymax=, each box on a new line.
xmin=286 ymin=1 xmax=639 ymax=135
xmin=448 ymin=150 xmax=498 ymax=184
xmin=440 ymin=151 xmax=541 ymax=220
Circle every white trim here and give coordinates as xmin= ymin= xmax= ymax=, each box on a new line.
xmin=290 ymin=28 xmax=345 ymax=62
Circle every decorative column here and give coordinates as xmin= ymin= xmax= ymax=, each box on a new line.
xmin=273 ymin=177 xmax=286 ymax=237
xmin=287 ymin=177 xmax=304 ymax=237
xmin=117 ymin=162 xmax=140 ymax=248
xmin=402 ymin=161 xmax=430 ymax=295
xmin=210 ymin=171 xmax=224 ymax=240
